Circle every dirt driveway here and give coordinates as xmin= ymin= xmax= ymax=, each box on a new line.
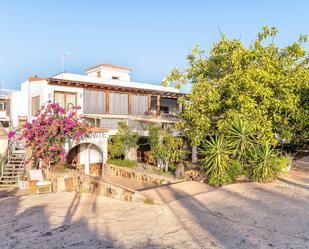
xmin=0 ymin=169 xmax=308 ymax=249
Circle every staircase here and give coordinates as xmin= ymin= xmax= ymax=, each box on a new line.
xmin=0 ymin=132 xmax=26 ymax=188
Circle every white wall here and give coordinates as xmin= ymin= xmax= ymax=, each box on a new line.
xmin=0 ymin=139 xmax=8 ymax=154
xmin=87 ymin=68 xmax=131 ymax=81
xmin=11 ymin=91 xmax=28 ymax=128
xmin=15 ymin=80 xmax=84 ymax=123
xmin=0 ymin=111 xmax=7 ymax=120
xmin=79 ymin=143 xmax=102 ymax=164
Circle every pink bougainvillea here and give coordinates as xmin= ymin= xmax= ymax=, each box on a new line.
xmin=19 ymin=102 xmax=91 ymax=165
xmin=8 ymin=131 xmax=15 ymax=139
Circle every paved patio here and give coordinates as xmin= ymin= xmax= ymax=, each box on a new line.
xmin=0 ymin=167 xmax=308 ymax=249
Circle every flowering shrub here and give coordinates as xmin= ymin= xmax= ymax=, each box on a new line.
xmin=20 ymin=101 xmax=91 ymax=164
xmin=8 ymin=131 xmax=15 ymax=139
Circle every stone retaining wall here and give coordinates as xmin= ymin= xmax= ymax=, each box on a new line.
xmin=105 ymin=164 xmax=178 ymax=185
xmin=44 ymin=168 xmax=135 ymax=202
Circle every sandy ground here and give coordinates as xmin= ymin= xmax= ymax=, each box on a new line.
xmin=0 ymin=170 xmax=308 ymax=249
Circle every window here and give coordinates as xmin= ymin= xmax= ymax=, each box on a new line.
xmin=0 ymin=100 xmax=6 ymax=111
xmin=31 ymin=96 xmax=40 ymax=116
xmin=96 ymin=71 xmax=101 ymax=78
xmin=54 ymin=91 xmax=77 ymax=112
xmin=112 ymin=76 xmax=119 ymax=80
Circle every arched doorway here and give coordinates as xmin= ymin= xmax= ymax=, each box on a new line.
xmin=67 ymin=142 xmax=104 ymax=177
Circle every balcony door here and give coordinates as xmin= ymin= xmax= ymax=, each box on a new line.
xmin=54 ymin=91 xmax=77 ymax=112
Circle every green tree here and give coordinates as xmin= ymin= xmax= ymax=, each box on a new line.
xmin=164 ymin=26 xmax=309 ymax=146
xmin=109 ymin=122 xmax=139 ymax=160
xmin=148 ymin=125 xmax=185 ymax=171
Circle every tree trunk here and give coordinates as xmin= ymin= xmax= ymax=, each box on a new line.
xmin=125 ymin=148 xmax=131 ymax=160
xmin=165 ymin=160 xmax=169 ymax=172
xmin=192 ymin=145 xmax=197 ymax=163
xmin=157 ymin=158 xmax=163 ymax=168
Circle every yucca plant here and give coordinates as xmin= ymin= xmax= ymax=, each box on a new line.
xmin=225 ymin=117 xmax=257 ymax=162
xmin=247 ymin=141 xmax=287 ymax=182
xmin=199 ymin=135 xmax=233 ymax=186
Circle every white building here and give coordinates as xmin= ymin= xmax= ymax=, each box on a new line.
xmin=0 ymin=89 xmax=17 ymax=154
xmin=10 ymin=63 xmax=182 ymax=176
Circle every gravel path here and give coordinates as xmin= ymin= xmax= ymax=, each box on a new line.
xmin=0 ymin=170 xmax=308 ymax=249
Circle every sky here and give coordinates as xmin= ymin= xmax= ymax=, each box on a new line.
xmin=0 ymin=0 xmax=308 ymax=90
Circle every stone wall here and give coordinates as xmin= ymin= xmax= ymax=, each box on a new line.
xmin=77 ymin=163 xmax=102 ymax=177
xmin=105 ymin=164 xmax=179 ymax=185
xmin=43 ymin=168 xmax=135 ymax=202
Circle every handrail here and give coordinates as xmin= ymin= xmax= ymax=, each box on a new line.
xmin=0 ymin=129 xmax=24 ymax=179
xmin=0 ymin=139 xmax=13 ymax=178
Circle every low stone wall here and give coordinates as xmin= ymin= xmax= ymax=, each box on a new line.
xmin=105 ymin=164 xmax=178 ymax=185
xmin=43 ymin=168 xmax=135 ymax=202
xmin=77 ymin=163 xmax=102 ymax=177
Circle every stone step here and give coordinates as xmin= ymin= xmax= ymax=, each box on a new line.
xmin=5 ymin=166 xmax=23 ymax=169
xmin=2 ymin=172 xmax=19 ymax=175
xmin=0 ymin=176 xmax=18 ymax=179
xmin=0 ymin=184 xmax=18 ymax=188
xmin=0 ymin=180 xmax=18 ymax=184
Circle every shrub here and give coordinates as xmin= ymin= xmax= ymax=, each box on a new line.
xmin=18 ymin=101 xmax=90 ymax=164
xmin=199 ymin=135 xmax=234 ymax=186
xmin=148 ymin=125 xmax=185 ymax=172
xmin=199 ymin=118 xmax=288 ymax=185
xmin=108 ymin=122 xmax=139 ymax=160
xmin=107 ymin=159 xmax=137 ymax=168
xmin=247 ymin=141 xmax=288 ymax=182
xmin=225 ymin=118 xmax=257 ymax=160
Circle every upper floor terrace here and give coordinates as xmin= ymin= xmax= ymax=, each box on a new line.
xmin=11 ymin=64 xmax=184 ymax=133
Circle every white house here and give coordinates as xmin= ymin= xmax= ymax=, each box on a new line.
xmin=0 ymin=89 xmax=17 ymax=154
xmin=10 ymin=63 xmax=182 ymax=176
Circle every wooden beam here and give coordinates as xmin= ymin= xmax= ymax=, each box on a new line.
xmin=128 ymin=93 xmax=132 ymax=115
xmin=148 ymin=95 xmax=151 ymax=115
xmin=156 ymin=95 xmax=160 ymax=116
xmin=105 ymin=90 xmax=109 ymax=114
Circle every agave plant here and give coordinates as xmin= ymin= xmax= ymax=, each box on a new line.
xmin=247 ymin=141 xmax=287 ymax=182
xmin=225 ymin=117 xmax=256 ymax=162
xmin=199 ymin=135 xmax=233 ymax=186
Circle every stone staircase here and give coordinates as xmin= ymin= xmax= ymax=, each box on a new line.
xmin=0 ymin=134 xmax=26 ymax=188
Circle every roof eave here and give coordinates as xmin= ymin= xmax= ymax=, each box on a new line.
xmin=48 ymin=77 xmax=184 ymax=98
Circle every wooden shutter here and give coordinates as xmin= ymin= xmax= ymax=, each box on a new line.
xmin=31 ymin=96 xmax=40 ymax=116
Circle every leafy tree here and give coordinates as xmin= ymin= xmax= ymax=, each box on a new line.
xmin=148 ymin=125 xmax=185 ymax=171
xmin=164 ymin=26 xmax=309 ymax=146
xmin=109 ymin=122 xmax=139 ymax=160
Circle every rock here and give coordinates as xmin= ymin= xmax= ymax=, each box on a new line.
xmin=175 ymin=163 xmax=185 ymax=179
xmin=184 ymin=169 xmax=206 ymax=182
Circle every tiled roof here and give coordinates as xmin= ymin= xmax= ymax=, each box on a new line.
xmin=85 ymin=63 xmax=132 ymax=72
xmin=28 ymin=76 xmax=47 ymax=81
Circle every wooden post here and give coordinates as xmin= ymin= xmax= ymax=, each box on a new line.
xmin=178 ymin=101 xmax=183 ymax=113
xmin=148 ymin=95 xmax=151 ymax=115
xmin=156 ymin=95 xmax=160 ymax=116
xmin=105 ymin=90 xmax=109 ymax=114
xmin=128 ymin=93 xmax=132 ymax=115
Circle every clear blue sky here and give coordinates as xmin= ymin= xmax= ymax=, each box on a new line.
xmin=0 ymin=0 xmax=308 ymax=90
